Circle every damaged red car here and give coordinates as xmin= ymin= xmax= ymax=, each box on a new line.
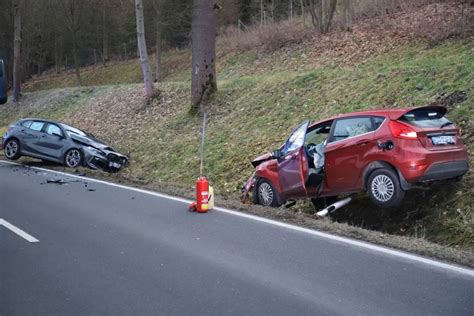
xmin=241 ymin=105 xmax=469 ymax=209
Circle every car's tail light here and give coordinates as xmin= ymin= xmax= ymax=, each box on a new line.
xmin=389 ymin=121 xmax=418 ymax=139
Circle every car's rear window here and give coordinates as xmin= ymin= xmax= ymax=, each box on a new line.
xmin=400 ymin=108 xmax=452 ymax=128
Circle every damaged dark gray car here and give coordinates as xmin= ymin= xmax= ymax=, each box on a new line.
xmin=2 ymin=118 xmax=128 ymax=172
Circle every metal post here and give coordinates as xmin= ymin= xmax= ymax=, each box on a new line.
xmin=200 ymin=112 xmax=207 ymax=176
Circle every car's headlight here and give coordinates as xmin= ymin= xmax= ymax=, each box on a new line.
xmin=86 ymin=146 xmax=105 ymax=157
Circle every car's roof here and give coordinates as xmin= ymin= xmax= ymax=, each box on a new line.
xmin=20 ymin=118 xmax=61 ymax=125
xmin=309 ymin=105 xmax=446 ymax=127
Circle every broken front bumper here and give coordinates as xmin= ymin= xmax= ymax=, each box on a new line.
xmin=241 ymin=171 xmax=257 ymax=204
xmin=83 ymin=147 xmax=129 ymax=172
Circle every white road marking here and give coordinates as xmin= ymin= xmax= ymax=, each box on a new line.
xmin=0 ymin=218 xmax=39 ymax=242
xmin=1 ymin=160 xmax=473 ymax=277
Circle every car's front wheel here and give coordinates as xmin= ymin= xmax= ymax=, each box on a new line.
xmin=4 ymin=138 xmax=21 ymax=160
xmin=64 ymin=148 xmax=83 ymax=168
xmin=256 ymin=179 xmax=281 ymax=207
xmin=367 ymin=168 xmax=405 ymax=208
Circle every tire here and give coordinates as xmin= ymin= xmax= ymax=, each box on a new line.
xmin=311 ymin=196 xmax=338 ymax=210
xmin=367 ymin=168 xmax=405 ymax=208
xmin=256 ymin=179 xmax=282 ymax=207
xmin=4 ymin=138 xmax=21 ymax=160
xmin=64 ymin=148 xmax=83 ymax=168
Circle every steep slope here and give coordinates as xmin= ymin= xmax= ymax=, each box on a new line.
xmin=0 ymin=2 xmax=472 ymax=252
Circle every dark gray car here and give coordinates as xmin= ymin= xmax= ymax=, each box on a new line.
xmin=2 ymin=118 xmax=128 ymax=172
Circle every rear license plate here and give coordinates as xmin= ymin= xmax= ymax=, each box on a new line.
xmin=431 ymin=135 xmax=455 ymax=145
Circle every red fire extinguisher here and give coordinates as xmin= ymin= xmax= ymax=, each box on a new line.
xmin=188 ymin=112 xmax=211 ymax=213
xmin=196 ymin=176 xmax=209 ymax=213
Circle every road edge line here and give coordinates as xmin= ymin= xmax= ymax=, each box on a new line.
xmin=1 ymin=160 xmax=473 ymax=277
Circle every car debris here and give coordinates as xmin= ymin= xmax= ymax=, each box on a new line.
xmin=315 ymin=197 xmax=352 ymax=217
xmin=242 ymin=104 xmax=469 ymax=211
xmin=2 ymin=118 xmax=129 ymax=172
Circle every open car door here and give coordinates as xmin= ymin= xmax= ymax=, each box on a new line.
xmin=278 ymin=120 xmax=309 ymax=199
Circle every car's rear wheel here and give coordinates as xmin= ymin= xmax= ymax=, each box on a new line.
xmin=367 ymin=168 xmax=405 ymax=208
xmin=256 ymin=179 xmax=281 ymax=207
xmin=4 ymin=138 xmax=21 ymax=160
xmin=64 ymin=148 xmax=83 ymax=168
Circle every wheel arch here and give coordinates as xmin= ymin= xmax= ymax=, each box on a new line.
xmin=363 ymin=160 xmax=411 ymax=191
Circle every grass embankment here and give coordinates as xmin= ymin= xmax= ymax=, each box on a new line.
xmin=1 ymin=39 xmax=472 ymax=255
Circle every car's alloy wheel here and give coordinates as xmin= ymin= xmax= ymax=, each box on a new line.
xmin=258 ymin=182 xmax=274 ymax=206
xmin=371 ymin=175 xmax=394 ymax=202
xmin=367 ymin=168 xmax=405 ymax=208
xmin=257 ymin=179 xmax=281 ymax=207
xmin=65 ymin=149 xmax=82 ymax=168
xmin=4 ymin=139 xmax=20 ymax=160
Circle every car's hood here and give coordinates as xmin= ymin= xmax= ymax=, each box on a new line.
xmin=251 ymin=152 xmax=273 ymax=167
xmin=70 ymin=135 xmax=117 ymax=153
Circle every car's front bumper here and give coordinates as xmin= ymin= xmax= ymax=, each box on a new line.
xmin=83 ymin=147 xmax=128 ymax=172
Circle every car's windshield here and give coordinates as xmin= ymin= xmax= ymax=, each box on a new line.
xmin=63 ymin=124 xmax=89 ymax=137
xmin=281 ymin=120 xmax=309 ymax=156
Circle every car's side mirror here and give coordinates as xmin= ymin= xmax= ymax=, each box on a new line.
xmin=272 ymin=149 xmax=282 ymax=159
xmin=53 ymin=132 xmax=64 ymax=139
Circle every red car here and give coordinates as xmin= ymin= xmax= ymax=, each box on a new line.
xmin=241 ymin=105 xmax=469 ymax=209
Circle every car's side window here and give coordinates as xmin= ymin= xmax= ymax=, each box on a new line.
xmin=373 ymin=116 xmax=385 ymax=129
xmin=46 ymin=124 xmax=63 ymax=137
xmin=21 ymin=120 xmax=32 ymax=128
xmin=331 ymin=117 xmax=374 ymax=142
xmin=29 ymin=121 xmax=45 ymax=132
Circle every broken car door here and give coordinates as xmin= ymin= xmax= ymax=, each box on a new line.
xmin=278 ymin=120 xmax=309 ymax=198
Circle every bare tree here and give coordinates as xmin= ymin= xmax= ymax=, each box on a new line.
xmin=61 ymin=0 xmax=83 ymax=86
xmin=12 ymin=0 xmax=21 ymax=103
xmin=190 ymin=0 xmax=217 ymax=112
xmin=300 ymin=0 xmax=305 ymax=26
xmin=135 ymin=0 xmax=154 ymax=98
xmin=305 ymin=0 xmax=337 ymax=33
xmin=102 ymin=0 xmax=109 ymax=66
xmin=343 ymin=0 xmax=352 ymax=32
xmin=381 ymin=0 xmax=387 ymax=24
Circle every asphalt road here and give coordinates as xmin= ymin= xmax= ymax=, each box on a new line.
xmin=1 ymin=161 xmax=473 ymax=315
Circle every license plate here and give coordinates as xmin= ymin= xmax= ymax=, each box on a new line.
xmin=108 ymin=161 xmax=121 ymax=168
xmin=431 ymin=135 xmax=455 ymax=145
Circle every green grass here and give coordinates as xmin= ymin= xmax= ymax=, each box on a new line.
xmin=1 ymin=39 xmax=473 ymax=249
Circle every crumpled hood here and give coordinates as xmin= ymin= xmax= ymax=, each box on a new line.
xmin=251 ymin=152 xmax=273 ymax=167
xmin=71 ymin=135 xmax=119 ymax=154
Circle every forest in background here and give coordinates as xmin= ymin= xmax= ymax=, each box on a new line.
xmin=2 ymin=0 xmax=470 ymax=91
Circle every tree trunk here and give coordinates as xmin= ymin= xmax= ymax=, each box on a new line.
xmin=381 ymin=0 xmax=387 ymax=24
xmin=289 ymin=0 xmax=293 ymax=20
xmin=12 ymin=0 xmax=21 ymax=103
xmin=135 ymin=0 xmax=154 ymax=98
xmin=71 ymin=30 xmax=82 ymax=86
xmin=191 ymin=0 xmax=217 ymax=112
xmin=306 ymin=0 xmax=337 ymax=33
xmin=300 ymin=0 xmax=305 ymax=26
xmin=102 ymin=0 xmax=109 ymax=66
xmin=343 ymin=0 xmax=352 ymax=32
